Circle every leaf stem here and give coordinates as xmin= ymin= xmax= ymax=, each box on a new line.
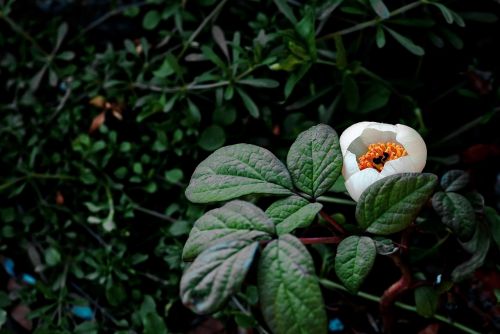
xmin=299 ymin=237 xmax=341 ymax=245
xmin=317 ymin=0 xmax=426 ymax=41
xmin=319 ymin=279 xmax=481 ymax=334
xmin=319 ymin=210 xmax=346 ymax=235
xmin=316 ymin=195 xmax=356 ymax=206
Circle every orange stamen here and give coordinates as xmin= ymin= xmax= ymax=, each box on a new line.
xmin=358 ymin=142 xmax=407 ymax=172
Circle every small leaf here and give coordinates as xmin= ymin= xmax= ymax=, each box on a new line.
xmin=265 ymin=195 xmax=322 ymax=235
xmin=258 ymin=235 xmax=327 ymax=334
xmin=180 ymin=240 xmax=259 ymax=314
xmin=198 ymin=125 xmax=226 ymax=151
xmin=334 ymin=35 xmax=347 ymax=68
xmin=182 ymin=200 xmax=274 ymax=261
xmin=143 ymin=10 xmax=161 ymax=30
xmin=376 ymin=26 xmax=386 ymax=48
xmin=356 ymin=173 xmax=437 ymax=235
xmin=55 ymin=22 xmax=69 ymax=50
xmin=236 ymin=88 xmax=259 ymax=118
xmin=452 ymin=224 xmax=490 ymax=282
xmin=385 ymin=27 xmax=425 ymax=56
xmin=358 ymin=84 xmax=391 ymax=114
xmin=369 ymin=0 xmax=390 ymax=19
xmin=185 ymin=144 xmax=293 ymax=203
xmin=238 ymin=78 xmax=279 ymax=88
xmin=431 ymin=3 xmax=454 ymax=24
xmin=432 ymin=192 xmax=475 ymax=241
xmin=440 ymin=170 xmax=469 ymax=192
xmin=212 ymin=25 xmax=229 ymax=60
xmin=286 ymin=124 xmax=343 ymax=198
xmin=343 ymin=75 xmax=359 ymax=111
xmin=273 ymin=0 xmax=297 ymax=24
xmin=335 ymin=236 xmax=376 ymax=293
xmin=414 ymin=286 xmax=438 ymax=318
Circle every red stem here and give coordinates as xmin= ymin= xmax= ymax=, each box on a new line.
xmin=319 ymin=211 xmax=346 ymax=235
xmin=380 ymin=230 xmax=412 ymax=333
xmin=299 ymin=236 xmax=341 ymax=245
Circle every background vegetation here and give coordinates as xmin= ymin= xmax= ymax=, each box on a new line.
xmin=1 ymin=0 xmax=499 ymax=333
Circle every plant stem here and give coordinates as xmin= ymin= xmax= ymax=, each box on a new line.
xmin=299 ymin=236 xmax=341 ymax=245
xmin=317 ymin=0 xmax=426 ymax=41
xmin=316 ymin=195 xmax=356 ymax=206
xmin=319 ymin=211 xmax=346 ymax=235
xmin=319 ymin=279 xmax=481 ymax=334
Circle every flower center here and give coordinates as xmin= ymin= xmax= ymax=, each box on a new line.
xmin=358 ymin=142 xmax=407 ymax=172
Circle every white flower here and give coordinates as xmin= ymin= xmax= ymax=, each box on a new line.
xmin=339 ymin=122 xmax=427 ymax=202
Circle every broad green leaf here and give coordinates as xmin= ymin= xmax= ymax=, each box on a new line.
xmin=385 ymin=27 xmax=425 ymax=56
xmin=452 ymin=224 xmax=490 ymax=282
xmin=198 ymin=125 xmax=226 ymax=151
xmin=258 ymin=235 xmax=327 ymax=334
xmin=335 ymin=236 xmax=376 ymax=293
xmin=432 ymin=192 xmax=475 ymax=241
xmin=369 ymin=0 xmax=390 ymax=19
xmin=180 ymin=240 xmax=259 ymax=314
xmin=185 ymin=144 xmax=293 ymax=203
xmin=414 ymin=286 xmax=438 ymax=318
xmin=286 ymin=124 xmax=343 ymax=198
xmin=440 ymin=170 xmax=469 ymax=192
xmin=238 ymin=78 xmax=279 ymax=88
xmin=183 ymin=200 xmax=274 ymax=261
xmin=485 ymin=206 xmax=500 ymax=249
xmin=236 ymin=88 xmax=259 ymax=118
xmin=356 ymin=173 xmax=437 ymax=235
xmin=265 ymin=195 xmax=322 ymax=235
xmin=358 ymin=84 xmax=391 ymax=114
xmin=465 ymin=191 xmax=485 ymax=213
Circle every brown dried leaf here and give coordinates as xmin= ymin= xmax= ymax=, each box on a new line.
xmin=89 ymin=111 xmax=106 ymax=133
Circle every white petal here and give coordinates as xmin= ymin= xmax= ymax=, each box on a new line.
xmin=342 ymin=151 xmax=360 ymax=180
xmin=345 ymin=123 xmax=398 ymax=156
xmin=339 ymin=122 xmax=372 ymax=156
xmin=379 ymin=156 xmax=421 ymax=177
xmin=345 ymin=168 xmax=382 ymax=202
xmin=395 ymin=124 xmax=427 ymax=171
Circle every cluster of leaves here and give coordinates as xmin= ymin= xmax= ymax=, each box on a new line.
xmin=180 ymin=124 xmax=500 ymax=333
xmin=0 ymin=0 xmax=499 ymax=332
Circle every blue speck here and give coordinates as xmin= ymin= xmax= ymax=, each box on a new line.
xmin=3 ymin=258 xmax=15 ymax=277
xmin=329 ymin=318 xmax=344 ymax=332
xmin=21 ymin=273 xmax=37 ymax=285
xmin=435 ymin=274 xmax=442 ymax=285
xmin=71 ymin=305 xmax=93 ymax=320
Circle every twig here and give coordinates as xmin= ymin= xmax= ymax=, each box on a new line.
xmin=299 ymin=236 xmax=341 ymax=245
xmin=319 ymin=279 xmax=481 ymax=334
xmin=316 ymin=195 xmax=356 ymax=206
xmin=319 ymin=211 xmax=346 ymax=235
xmin=317 ymin=0 xmax=426 ymax=41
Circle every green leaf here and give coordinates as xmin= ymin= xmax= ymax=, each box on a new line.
xmin=180 ymin=240 xmax=259 ymax=314
xmin=198 ymin=125 xmax=226 ymax=151
xmin=431 ymin=3 xmax=454 ymax=24
xmin=144 ymin=312 xmax=167 ymax=334
xmin=358 ymin=84 xmax=391 ymax=114
xmin=143 ymin=10 xmax=161 ymax=30
xmin=182 ymin=200 xmax=274 ymax=260
xmin=376 ymin=26 xmax=386 ymax=48
xmin=369 ymin=0 xmax=390 ymax=19
xmin=236 ymin=88 xmax=259 ymax=118
xmin=385 ymin=27 xmax=425 ymax=56
xmin=258 ymin=235 xmax=327 ymax=334
xmin=286 ymin=124 xmax=343 ymax=198
xmin=273 ymin=0 xmax=297 ymax=24
xmin=343 ymin=75 xmax=359 ymax=111
xmin=185 ymin=144 xmax=293 ymax=203
xmin=414 ymin=286 xmax=438 ymax=318
xmin=432 ymin=192 xmax=475 ymax=241
xmin=238 ymin=78 xmax=279 ymax=88
xmin=45 ymin=247 xmax=61 ymax=266
xmin=356 ymin=173 xmax=437 ymax=235
xmin=485 ymin=206 xmax=500 ymax=250
xmin=284 ymin=63 xmax=311 ymax=98
xmin=334 ymin=35 xmax=347 ymax=68
xmin=461 ymin=12 xmax=498 ymax=23
xmin=334 ymin=236 xmax=376 ymax=293
xmin=452 ymin=224 xmax=490 ymax=282
xmin=265 ymin=195 xmax=323 ymax=235
xmin=440 ymin=170 xmax=469 ymax=192
xmin=296 ymin=7 xmax=316 ymax=59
